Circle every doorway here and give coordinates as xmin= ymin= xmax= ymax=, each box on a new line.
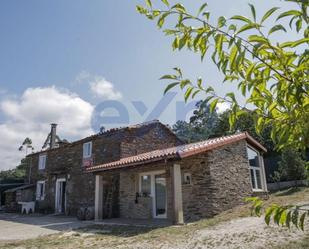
xmin=55 ymin=178 xmax=66 ymax=214
xmin=139 ymin=171 xmax=167 ymax=219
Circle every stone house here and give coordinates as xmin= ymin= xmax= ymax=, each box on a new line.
xmin=25 ymin=120 xmax=267 ymax=224
xmin=87 ymin=132 xmax=267 ymax=224
xmin=26 ymin=121 xmax=182 ymax=215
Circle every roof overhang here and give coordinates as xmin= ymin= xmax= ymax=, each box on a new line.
xmin=86 ymin=132 xmax=267 ymax=173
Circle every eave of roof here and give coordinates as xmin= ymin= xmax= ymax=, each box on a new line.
xmin=86 ymin=132 xmax=267 ymax=173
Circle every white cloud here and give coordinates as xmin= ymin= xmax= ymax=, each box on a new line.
xmin=217 ymin=102 xmax=230 ymax=113
xmin=90 ymin=77 xmax=122 ymax=100
xmin=75 ymin=71 xmax=122 ymax=100
xmin=0 ymin=86 xmax=94 ymax=170
xmin=75 ymin=70 xmax=91 ymax=84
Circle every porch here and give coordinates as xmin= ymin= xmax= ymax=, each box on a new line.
xmin=93 ymin=163 xmax=184 ymax=225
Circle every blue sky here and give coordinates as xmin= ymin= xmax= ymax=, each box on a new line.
xmin=0 ymin=0 xmax=296 ymax=169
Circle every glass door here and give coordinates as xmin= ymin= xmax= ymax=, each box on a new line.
xmin=139 ymin=171 xmax=167 ymax=219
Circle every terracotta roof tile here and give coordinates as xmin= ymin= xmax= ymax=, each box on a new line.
xmin=86 ymin=132 xmax=266 ymax=172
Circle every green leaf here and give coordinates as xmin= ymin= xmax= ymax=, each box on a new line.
xmin=268 ymin=24 xmax=287 ymax=35
xmin=286 ymin=211 xmax=292 ymax=228
xmin=277 ymin=10 xmax=302 ymax=21
xmin=160 ymin=74 xmax=177 ymax=80
xmin=192 ymin=89 xmax=200 ymax=99
xmin=209 ymin=98 xmax=219 ymax=113
xmin=292 ymin=209 xmax=299 ymax=228
xmin=236 ymin=23 xmax=258 ymax=34
xmin=157 ymin=13 xmax=169 ymax=28
xmin=198 ymin=3 xmax=207 ymax=15
xmin=296 ymin=19 xmax=302 ymax=32
xmin=161 ymin=0 xmax=169 ymax=7
xmin=229 ymin=45 xmax=238 ymax=70
xmin=172 ymin=36 xmax=179 ymax=50
xmin=226 ymin=92 xmax=236 ymax=102
xmin=145 ymin=0 xmax=152 ymax=8
xmin=172 ymin=3 xmax=186 ymax=13
xmin=265 ymin=206 xmax=275 ymax=225
xmin=180 ymin=79 xmax=191 ymax=89
xmin=164 ymin=82 xmax=179 ymax=94
xmin=218 ymin=16 xmax=226 ymax=28
xmin=173 ymin=67 xmax=182 ymax=77
xmin=230 ymin=15 xmax=252 ymax=24
xmin=197 ymin=77 xmax=203 ymax=89
xmin=290 ymin=38 xmax=309 ymax=47
xmin=300 ymin=212 xmax=306 ymax=231
xmin=261 ymin=7 xmax=280 ymax=23
xmin=136 ymin=5 xmax=148 ymax=14
xmin=228 ymin=24 xmax=237 ymax=32
xmin=205 ymin=86 xmax=214 ymax=93
xmin=203 ymin=11 xmax=210 ymax=20
xmin=184 ymin=87 xmax=194 ymax=102
xmin=248 ymin=4 xmax=256 ymax=21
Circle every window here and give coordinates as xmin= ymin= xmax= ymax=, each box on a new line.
xmin=183 ymin=173 xmax=192 ymax=185
xmin=36 ymin=181 xmax=45 ymax=201
xmin=140 ymin=175 xmax=151 ymax=197
xmin=38 ymin=154 xmax=47 ymax=170
xmin=83 ymin=142 xmax=92 ymax=159
xmin=247 ymin=147 xmax=263 ymax=191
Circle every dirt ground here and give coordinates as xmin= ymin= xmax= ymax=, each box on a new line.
xmin=0 ymin=213 xmax=89 ymax=240
xmin=1 ymin=188 xmax=308 ymax=249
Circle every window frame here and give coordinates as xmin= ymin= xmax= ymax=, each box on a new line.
xmin=83 ymin=141 xmax=92 ymax=159
xmin=247 ymin=145 xmax=264 ymax=192
xmin=36 ymin=180 xmax=45 ymax=201
xmin=38 ymin=154 xmax=47 ymax=170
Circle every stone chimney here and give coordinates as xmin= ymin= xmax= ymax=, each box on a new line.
xmin=50 ymin=123 xmax=57 ymax=149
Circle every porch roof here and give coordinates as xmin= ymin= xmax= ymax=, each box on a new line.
xmin=86 ymin=132 xmax=266 ymax=172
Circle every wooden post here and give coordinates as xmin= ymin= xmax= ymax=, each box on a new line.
xmin=95 ymin=174 xmax=103 ymax=221
xmin=173 ymin=164 xmax=184 ymax=224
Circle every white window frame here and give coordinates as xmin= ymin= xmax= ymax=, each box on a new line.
xmin=247 ymin=145 xmax=265 ymax=192
xmin=36 ymin=180 xmax=45 ymax=201
xmin=38 ymin=154 xmax=47 ymax=170
xmin=138 ymin=170 xmax=167 ymax=219
xmin=83 ymin=141 xmax=92 ymax=159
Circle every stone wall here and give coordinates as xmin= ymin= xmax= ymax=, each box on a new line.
xmin=100 ymin=140 xmax=262 ymax=223
xmin=26 ymin=122 xmax=181 ymax=215
xmin=117 ymin=162 xmax=174 ymax=221
xmin=120 ymin=124 xmax=183 ymax=157
xmin=181 ymin=140 xmax=253 ymax=222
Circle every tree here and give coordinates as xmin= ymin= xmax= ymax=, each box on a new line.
xmin=137 ymin=0 xmax=309 ymax=152
xmin=136 ymin=0 xmax=309 ymax=229
xmin=173 ymin=101 xmax=219 ymax=142
xmin=18 ymin=137 xmax=34 ymax=156
xmin=212 ymin=109 xmax=274 ymax=151
xmin=277 ymin=147 xmax=307 ymax=182
xmin=0 ymin=158 xmax=27 ymax=184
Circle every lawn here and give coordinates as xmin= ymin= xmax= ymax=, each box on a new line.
xmin=1 ymin=187 xmax=308 ymax=249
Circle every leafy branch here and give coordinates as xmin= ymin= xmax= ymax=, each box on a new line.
xmin=246 ymin=197 xmax=309 ymax=231
xmin=137 ymin=0 xmax=309 ymax=151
